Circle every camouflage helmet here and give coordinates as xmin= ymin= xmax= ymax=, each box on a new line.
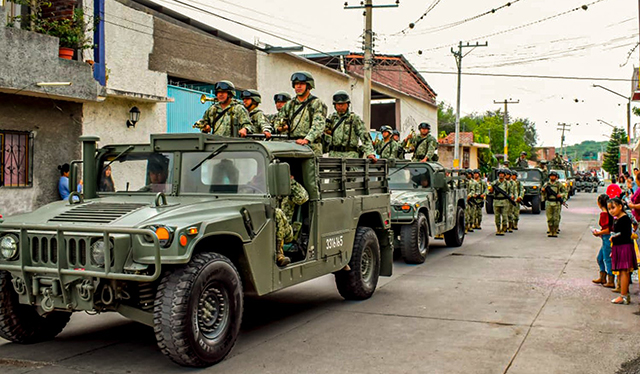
xmin=465 ymin=169 xmax=473 ymax=175
xmin=241 ymin=89 xmax=261 ymax=104
xmin=392 ymin=129 xmax=400 ymax=137
xmin=291 ymin=71 xmax=315 ymax=89
xmin=497 ymin=168 xmax=506 ymax=175
xmin=549 ymin=170 xmax=559 ymax=178
xmin=214 ymin=80 xmax=236 ymax=96
xmin=540 ymin=160 xmax=548 ymax=165
xmin=520 ymin=151 xmax=527 ymax=156
xmin=418 ymin=122 xmax=431 ymax=130
xmin=380 ymin=125 xmax=392 ymax=134
xmin=473 ymin=169 xmax=481 ymax=174
xmin=333 ymin=90 xmax=350 ymax=104
xmin=273 ymin=92 xmax=291 ymax=103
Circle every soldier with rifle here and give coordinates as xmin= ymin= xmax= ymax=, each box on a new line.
xmin=241 ymin=89 xmax=273 ymax=139
xmin=267 ymin=92 xmax=291 ymax=123
xmin=194 ymin=80 xmax=253 ymax=137
xmin=324 ymin=90 xmax=376 ymax=160
xmin=472 ymin=169 xmax=487 ymax=230
xmin=410 ymin=123 xmax=438 ymax=162
xmin=392 ymin=130 xmax=406 ymax=159
xmin=465 ymin=169 xmax=477 ymax=233
xmin=375 ymin=126 xmax=400 ymax=160
xmin=510 ymin=170 xmax=525 ymax=230
xmin=489 ymin=169 xmax=517 ymax=236
xmin=541 ymin=170 xmax=568 ymax=237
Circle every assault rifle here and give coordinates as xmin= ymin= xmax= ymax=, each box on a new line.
xmin=492 ymin=184 xmax=517 ymax=206
xmin=544 ymin=185 xmax=569 ymax=209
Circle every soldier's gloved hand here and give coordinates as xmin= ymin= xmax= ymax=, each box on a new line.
xmin=264 ymin=131 xmax=272 ymax=139
xmin=296 ymin=139 xmax=309 ymax=146
xmin=238 ymin=128 xmax=248 ymax=137
xmin=202 ymin=125 xmax=212 ymax=134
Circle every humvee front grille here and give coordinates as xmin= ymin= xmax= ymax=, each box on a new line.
xmin=49 ymin=203 xmax=146 ymax=224
xmin=28 ymin=235 xmax=92 ymax=267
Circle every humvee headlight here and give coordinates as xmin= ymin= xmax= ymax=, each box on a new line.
xmin=0 ymin=235 xmax=18 ymax=260
xmin=143 ymin=225 xmax=174 ymax=248
xmin=532 ymin=186 xmax=537 ymax=189
xmin=401 ymin=203 xmax=412 ymax=212
xmin=91 ymin=240 xmax=112 ymax=267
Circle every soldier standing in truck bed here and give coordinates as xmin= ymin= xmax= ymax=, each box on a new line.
xmin=411 ymin=122 xmax=438 ymax=162
xmin=517 ymin=151 xmax=529 ymax=168
xmin=274 ymin=71 xmax=328 ymax=155
xmin=267 ymin=92 xmax=291 ymax=124
xmin=195 ymin=80 xmax=253 ymax=137
xmin=241 ymin=89 xmax=272 ymax=139
xmin=324 ymin=90 xmax=376 ymax=160
xmin=375 ymin=126 xmax=400 ymax=160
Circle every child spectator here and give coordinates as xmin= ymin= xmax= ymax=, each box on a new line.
xmin=592 ymin=194 xmax=615 ymax=287
xmin=608 ymin=197 xmax=638 ymax=304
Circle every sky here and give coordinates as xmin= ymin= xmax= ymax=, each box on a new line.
xmin=153 ymin=0 xmax=639 ymax=148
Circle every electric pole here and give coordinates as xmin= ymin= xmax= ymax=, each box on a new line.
xmin=452 ymin=41 xmax=488 ymax=168
xmin=557 ymin=123 xmax=571 ymax=158
xmin=345 ymin=0 xmax=399 ymax=130
xmin=493 ymin=99 xmax=519 ymax=164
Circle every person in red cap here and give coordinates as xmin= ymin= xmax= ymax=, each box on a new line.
xmin=607 ymin=182 xmax=622 ymax=199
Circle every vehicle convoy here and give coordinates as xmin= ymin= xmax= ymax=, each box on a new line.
xmin=485 ymin=167 xmax=542 ymax=214
xmin=0 ymin=134 xmax=393 ymax=368
xmin=387 ymin=161 xmax=466 ymax=264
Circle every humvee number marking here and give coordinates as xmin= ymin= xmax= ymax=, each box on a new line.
xmin=325 ymin=235 xmax=344 ymax=250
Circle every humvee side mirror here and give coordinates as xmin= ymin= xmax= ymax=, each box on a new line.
xmin=268 ymin=162 xmax=291 ymax=197
xmin=433 ymin=172 xmax=447 ymax=190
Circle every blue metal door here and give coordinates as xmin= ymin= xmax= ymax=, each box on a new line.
xmin=167 ymin=85 xmax=213 ymax=133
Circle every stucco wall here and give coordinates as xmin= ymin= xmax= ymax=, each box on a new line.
xmin=0 ymin=93 xmax=82 ymax=217
xmin=398 ymin=94 xmax=437 ymax=140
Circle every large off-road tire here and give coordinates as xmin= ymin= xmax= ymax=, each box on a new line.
xmin=0 ymin=271 xmax=71 ymax=344
xmin=400 ymin=213 xmax=429 ymax=264
xmin=335 ymin=227 xmax=381 ymax=300
xmin=444 ymin=206 xmax=465 ymax=247
xmin=531 ymin=195 xmax=541 ymax=215
xmin=486 ymin=196 xmax=494 ymax=214
xmin=154 ymin=252 xmax=243 ymax=368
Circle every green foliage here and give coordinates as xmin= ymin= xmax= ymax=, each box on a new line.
xmin=633 ymin=107 xmax=640 ymax=117
xmin=602 ymin=127 xmax=627 ymax=176
xmin=563 ymin=140 xmax=607 ymax=161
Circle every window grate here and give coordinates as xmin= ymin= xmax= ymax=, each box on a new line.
xmin=0 ymin=130 xmax=33 ymax=188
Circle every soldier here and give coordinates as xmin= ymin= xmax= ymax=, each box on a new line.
xmin=510 ymin=170 xmax=525 ymax=230
xmin=241 ymin=89 xmax=273 ymax=139
xmin=392 ymin=130 xmax=406 ymax=159
xmin=541 ymin=170 xmax=567 ymax=237
xmin=275 ymin=175 xmax=309 ymax=266
xmin=472 ymin=169 xmax=487 ymax=230
xmin=540 ymin=160 xmax=549 ymax=183
xmin=517 ymin=151 xmax=529 ymax=168
xmin=465 ymin=169 xmax=477 ymax=233
xmin=505 ymin=170 xmax=516 ymax=233
xmin=195 ymin=80 xmax=253 ymax=137
xmin=267 ymin=92 xmax=291 ymax=123
xmin=503 ymin=160 xmax=511 ymax=169
xmin=552 ymin=153 xmax=564 ymax=167
xmin=324 ymin=90 xmax=376 ymax=160
xmin=375 ymin=125 xmax=400 ymax=160
xmin=274 ymin=71 xmax=328 ymax=155
xmin=489 ymin=169 xmax=510 ymax=236
xmin=411 ymin=122 xmax=438 ymax=162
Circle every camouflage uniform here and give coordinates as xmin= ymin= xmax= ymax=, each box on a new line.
xmin=275 ymin=96 xmax=328 ymax=155
xmin=510 ymin=178 xmax=525 ymax=230
xmin=196 ymin=99 xmax=253 ymax=136
xmin=491 ymin=178 xmax=511 ymax=235
xmin=411 ymin=134 xmax=438 ymax=162
xmin=506 ymin=177 xmax=515 ymax=232
xmin=465 ymin=177 xmax=477 ymax=232
xmin=541 ymin=179 xmax=567 ymax=237
xmin=375 ymin=139 xmax=400 ymax=160
xmin=249 ymin=108 xmax=273 ymax=134
xmin=473 ymin=177 xmax=487 ymax=228
xmin=324 ymin=111 xmax=374 ymax=158
xmin=275 ymin=177 xmax=309 ymax=265
xmin=516 ymin=158 xmax=528 ymax=168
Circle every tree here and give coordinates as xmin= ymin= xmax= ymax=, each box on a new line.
xmin=602 ymin=127 xmax=627 ymax=177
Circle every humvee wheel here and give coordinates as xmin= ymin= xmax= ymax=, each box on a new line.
xmin=486 ymin=196 xmax=494 ymax=214
xmin=400 ymin=213 xmax=429 ymax=264
xmin=154 ymin=252 xmax=243 ymax=368
xmin=531 ymin=195 xmax=541 ymax=215
xmin=335 ymin=227 xmax=380 ymax=300
xmin=0 ymin=271 xmax=71 ymax=344
xmin=444 ymin=206 xmax=465 ymax=247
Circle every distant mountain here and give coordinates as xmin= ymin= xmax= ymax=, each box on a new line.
xmin=563 ymin=140 xmax=607 ymax=161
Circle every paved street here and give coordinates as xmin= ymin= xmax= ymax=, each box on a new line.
xmin=2 ymin=190 xmax=640 ymax=374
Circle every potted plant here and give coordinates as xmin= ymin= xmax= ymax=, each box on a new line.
xmin=43 ymin=9 xmax=96 ymax=60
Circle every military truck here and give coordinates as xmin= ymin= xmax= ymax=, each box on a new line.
xmin=485 ymin=167 xmax=542 ymax=214
xmin=387 ymin=161 xmax=466 ymax=264
xmin=0 ymin=134 xmax=393 ymax=368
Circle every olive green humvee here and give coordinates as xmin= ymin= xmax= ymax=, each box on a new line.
xmin=387 ymin=161 xmax=466 ymax=264
xmin=0 ymin=134 xmax=393 ymax=368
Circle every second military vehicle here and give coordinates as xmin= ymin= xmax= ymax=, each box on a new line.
xmin=387 ymin=161 xmax=466 ymax=264
xmin=0 ymin=134 xmax=393 ymax=368
xmin=485 ymin=167 xmax=542 ymax=214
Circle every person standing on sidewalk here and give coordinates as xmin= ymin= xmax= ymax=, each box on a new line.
xmin=592 ymin=194 xmax=615 ymax=288
xmin=608 ymin=197 xmax=638 ymax=304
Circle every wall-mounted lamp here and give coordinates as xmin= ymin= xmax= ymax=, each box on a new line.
xmin=126 ymin=106 xmax=140 ymax=128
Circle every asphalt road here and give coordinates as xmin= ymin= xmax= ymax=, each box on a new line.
xmin=2 ymin=189 xmax=640 ymax=374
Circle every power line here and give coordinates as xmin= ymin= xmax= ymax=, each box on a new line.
xmin=415 ymin=70 xmax=634 ymax=82
xmin=394 ymin=0 xmax=442 ymax=35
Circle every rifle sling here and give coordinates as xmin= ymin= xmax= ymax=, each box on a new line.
xmin=288 ymin=96 xmax=316 ymax=136
xmin=211 ymin=107 xmax=232 ymax=134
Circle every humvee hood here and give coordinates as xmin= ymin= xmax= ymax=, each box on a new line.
xmin=391 ymin=190 xmax=426 ymax=205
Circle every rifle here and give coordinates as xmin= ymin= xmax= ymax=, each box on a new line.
xmin=493 ymin=184 xmax=517 ymax=206
xmin=544 ymin=185 xmax=569 ymax=208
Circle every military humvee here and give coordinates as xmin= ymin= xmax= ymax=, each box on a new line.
xmin=484 ymin=167 xmax=542 ymax=214
xmin=387 ymin=161 xmax=466 ymax=264
xmin=0 ymin=134 xmax=393 ymax=368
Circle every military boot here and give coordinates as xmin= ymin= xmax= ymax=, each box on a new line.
xmin=550 ymin=227 xmax=558 ymax=237
xmin=507 ymin=222 xmax=513 ymax=233
xmin=513 ymin=222 xmax=519 ymax=230
xmin=276 ymin=240 xmax=291 ymax=267
xmin=496 ymin=226 xmax=504 ymax=236
xmin=547 ymin=226 xmax=553 ymax=237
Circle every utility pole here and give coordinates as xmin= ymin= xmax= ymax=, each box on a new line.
xmin=452 ymin=41 xmax=488 ymax=168
xmin=493 ymin=99 xmax=519 ymax=164
xmin=557 ymin=123 xmax=571 ymax=159
xmin=345 ymin=0 xmax=399 ymax=130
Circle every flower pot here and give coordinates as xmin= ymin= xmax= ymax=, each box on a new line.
xmin=59 ymin=47 xmax=74 ymax=60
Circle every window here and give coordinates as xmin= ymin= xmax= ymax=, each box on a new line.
xmin=462 ymin=148 xmax=470 ymax=169
xmin=1 ymin=130 xmax=33 ymax=187
xmin=181 ymin=151 xmax=266 ymax=194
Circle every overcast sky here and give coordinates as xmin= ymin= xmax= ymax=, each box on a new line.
xmin=154 ymin=0 xmax=638 ymax=148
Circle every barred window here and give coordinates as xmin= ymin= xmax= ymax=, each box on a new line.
xmin=1 ymin=130 xmax=33 ymax=187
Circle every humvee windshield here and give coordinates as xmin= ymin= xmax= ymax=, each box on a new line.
xmin=553 ymin=170 xmax=567 ymax=180
xmin=389 ymin=165 xmax=431 ymax=189
xmin=181 ymin=151 xmax=266 ymax=194
xmin=517 ymin=170 xmax=542 ymax=182
xmin=99 ymin=152 xmax=174 ymax=193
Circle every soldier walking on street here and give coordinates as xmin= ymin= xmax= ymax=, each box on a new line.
xmin=241 ymin=90 xmax=273 ymax=139
xmin=506 ymin=170 xmax=516 ymax=233
xmin=510 ymin=170 xmax=524 ymax=230
xmin=324 ymin=90 xmax=376 ymax=160
xmin=465 ymin=169 xmax=477 ymax=233
xmin=275 ymin=174 xmax=309 ymax=266
xmin=489 ymin=169 xmax=510 ymax=236
xmin=267 ymin=92 xmax=291 ymax=124
xmin=541 ymin=170 xmax=567 ymax=237
xmin=195 ymin=80 xmax=253 ymax=137
xmin=411 ymin=122 xmax=438 ymax=162
xmin=274 ymin=71 xmax=328 ymax=155
xmin=473 ymin=169 xmax=487 ymax=230
xmin=375 ymin=126 xmax=400 ymax=160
